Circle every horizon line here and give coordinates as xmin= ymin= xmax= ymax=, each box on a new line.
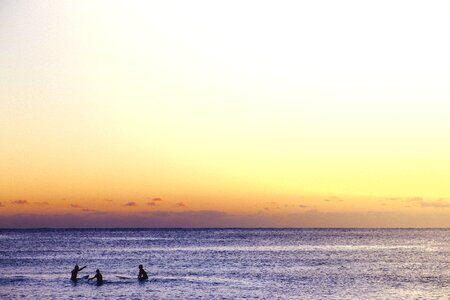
xmin=1 ymin=227 xmax=450 ymax=230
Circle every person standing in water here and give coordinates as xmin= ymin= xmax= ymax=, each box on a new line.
xmin=71 ymin=265 xmax=86 ymax=281
xmin=138 ymin=264 xmax=148 ymax=280
xmin=88 ymin=269 xmax=103 ymax=284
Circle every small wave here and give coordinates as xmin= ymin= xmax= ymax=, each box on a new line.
xmin=0 ymin=275 xmax=30 ymax=283
xmin=97 ymin=244 xmax=427 ymax=253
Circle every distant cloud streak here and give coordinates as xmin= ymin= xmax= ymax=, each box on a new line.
xmin=323 ymin=196 xmax=343 ymax=202
xmin=420 ymin=200 xmax=450 ymax=208
xmin=405 ymin=197 xmax=450 ymax=208
xmin=1 ymin=210 xmax=450 ymax=228
xmin=11 ymin=200 xmax=28 ymax=205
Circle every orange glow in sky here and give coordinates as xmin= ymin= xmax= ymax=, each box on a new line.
xmin=1 ymin=0 xmax=450 ymax=227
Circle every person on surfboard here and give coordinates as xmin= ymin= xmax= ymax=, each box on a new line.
xmin=88 ymin=269 xmax=103 ymax=284
xmin=71 ymin=265 xmax=87 ymax=281
xmin=138 ymin=264 xmax=148 ymax=280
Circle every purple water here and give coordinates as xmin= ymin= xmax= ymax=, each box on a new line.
xmin=0 ymin=229 xmax=449 ymax=299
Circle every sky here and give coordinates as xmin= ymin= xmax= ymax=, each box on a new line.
xmin=1 ymin=0 xmax=450 ymax=227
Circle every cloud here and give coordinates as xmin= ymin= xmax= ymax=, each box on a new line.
xmin=385 ymin=197 xmax=401 ymax=201
xmin=323 ymin=196 xmax=343 ymax=202
xmin=80 ymin=208 xmax=97 ymax=213
xmin=405 ymin=197 xmax=423 ymax=203
xmin=298 ymin=205 xmax=309 ymax=208
xmin=124 ymin=201 xmax=137 ymax=207
xmin=104 ymin=199 xmax=114 ymax=202
xmin=70 ymin=204 xmax=81 ymax=208
xmin=267 ymin=202 xmax=280 ymax=209
xmin=420 ymin=200 xmax=450 ymax=208
xmin=405 ymin=197 xmax=450 ymax=208
xmin=11 ymin=200 xmax=28 ymax=205
xmin=33 ymin=201 xmax=49 ymax=206
xmin=0 ymin=202 xmax=4 ymax=207
xmin=175 ymin=202 xmax=186 ymax=207
xmin=147 ymin=202 xmax=157 ymax=206
xmin=145 ymin=197 xmax=163 ymax=202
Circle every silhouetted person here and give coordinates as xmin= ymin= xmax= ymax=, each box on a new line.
xmin=138 ymin=264 xmax=148 ymax=280
xmin=71 ymin=265 xmax=86 ymax=281
xmin=88 ymin=269 xmax=103 ymax=284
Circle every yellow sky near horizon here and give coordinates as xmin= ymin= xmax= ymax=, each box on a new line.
xmin=1 ymin=1 xmax=450 ymax=225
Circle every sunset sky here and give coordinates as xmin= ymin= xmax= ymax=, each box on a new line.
xmin=1 ymin=0 xmax=450 ymax=227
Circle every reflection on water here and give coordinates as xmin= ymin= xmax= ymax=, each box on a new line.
xmin=0 ymin=229 xmax=449 ymax=299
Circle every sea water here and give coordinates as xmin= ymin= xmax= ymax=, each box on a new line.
xmin=0 ymin=229 xmax=449 ymax=299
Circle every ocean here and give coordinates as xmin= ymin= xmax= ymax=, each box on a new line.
xmin=0 ymin=229 xmax=449 ymax=299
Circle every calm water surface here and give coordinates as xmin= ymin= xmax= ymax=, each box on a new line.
xmin=0 ymin=229 xmax=449 ymax=299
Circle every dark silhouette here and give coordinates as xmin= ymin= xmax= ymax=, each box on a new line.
xmin=71 ymin=265 xmax=86 ymax=281
xmin=88 ymin=269 xmax=103 ymax=284
xmin=138 ymin=264 xmax=148 ymax=280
